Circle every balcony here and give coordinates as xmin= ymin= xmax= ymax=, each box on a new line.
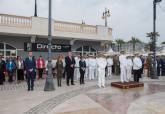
xmin=0 ymin=14 xmax=112 ymax=41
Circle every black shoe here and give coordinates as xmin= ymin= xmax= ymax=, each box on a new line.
xmin=67 ymin=84 xmax=70 ymax=86
xmin=71 ymin=83 xmax=75 ymax=85
xmin=31 ymin=88 xmax=34 ymax=91
xmin=28 ymin=89 xmax=30 ymax=91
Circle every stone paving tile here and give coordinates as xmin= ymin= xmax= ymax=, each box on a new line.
xmin=24 ymin=82 xmax=112 ymax=114
xmin=1 ymin=76 xmax=165 ymax=114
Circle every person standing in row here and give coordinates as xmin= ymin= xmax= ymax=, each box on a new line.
xmin=113 ymin=55 xmax=120 ymax=75
xmin=106 ymin=55 xmax=113 ymax=78
xmin=133 ymin=53 xmax=142 ymax=82
xmin=74 ymin=55 xmax=80 ymax=81
xmin=161 ymin=55 xmax=165 ymax=76
xmin=37 ymin=56 xmax=45 ymax=79
xmin=84 ymin=55 xmax=89 ymax=79
xmin=6 ymin=58 xmax=15 ymax=83
xmin=88 ymin=56 xmax=96 ymax=80
xmin=126 ymin=55 xmax=133 ymax=81
xmin=96 ymin=54 xmax=107 ymax=88
xmin=119 ymin=51 xmax=127 ymax=83
xmin=143 ymin=56 xmax=149 ymax=77
xmin=17 ymin=56 xmax=25 ymax=83
xmin=0 ymin=56 xmax=6 ymax=85
xmin=52 ymin=57 xmax=57 ymax=78
xmin=156 ymin=56 xmax=161 ymax=76
xmin=65 ymin=51 xmax=75 ymax=86
xmin=56 ymin=55 xmax=64 ymax=87
xmin=79 ymin=56 xmax=86 ymax=85
xmin=25 ymin=52 xmax=36 ymax=91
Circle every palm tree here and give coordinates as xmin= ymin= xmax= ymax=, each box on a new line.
xmin=147 ymin=32 xmax=160 ymax=52
xmin=147 ymin=32 xmax=160 ymax=40
xmin=128 ymin=37 xmax=141 ymax=53
xmin=115 ymin=39 xmax=125 ymax=52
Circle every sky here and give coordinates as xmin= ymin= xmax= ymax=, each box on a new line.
xmin=0 ymin=0 xmax=165 ymax=45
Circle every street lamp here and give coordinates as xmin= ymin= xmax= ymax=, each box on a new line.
xmin=102 ymin=8 xmax=111 ymax=27
xmin=152 ymin=0 xmax=162 ymax=79
xmin=34 ymin=0 xmax=38 ymax=17
xmin=44 ymin=0 xmax=55 ymax=91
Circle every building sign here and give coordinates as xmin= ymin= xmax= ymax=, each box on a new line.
xmin=24 ymin=43 xmax=71 ymax=52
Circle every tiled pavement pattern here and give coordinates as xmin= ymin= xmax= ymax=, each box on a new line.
xmin=1 ymin=76 xmax=165 ymax=114
xmin=24 ymin=85 xmax=100 ymax=114
xmin=0 ymin=78 xmax=98 ymax=92
xmin=0 ymin=81 xmax=44 ymax=91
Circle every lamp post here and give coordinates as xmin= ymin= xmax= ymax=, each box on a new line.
xmin=102 ymin=8 xmax=111 ymax=27
xmin=34 ymin=0 xmax=38 ymax=17
xmin=152 ymin=0 xmax=162 ymax=79
xmin=44 ymin=0 xmax=55 ymax=91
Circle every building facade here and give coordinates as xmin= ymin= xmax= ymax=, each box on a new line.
xmin=0 ymin=14 xmax=112 ymax=59
xmin=112 ymin=42 xmax=146 ymax=53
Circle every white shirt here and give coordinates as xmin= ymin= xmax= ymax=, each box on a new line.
xmin=74 ymin=57 xmax=80 ymax=67
xmin=96 ymin=57 xmax=107 ymax=69
xmin=18 ymin=60 xmax=22 ymax=69
xmin=133 ymin=57 xmax=142 ymax=70
xmin=107 ymin=58 xmax=113 ymax=66
xmin=52 ymin=59 xmax=57 ymax=68
xmin=119 ymin=54 xmax=127 ymax=68
xmin=126 ymin=58 xmax=133 ymax=69
xmin=62 ymin=59 xmax=66 ymax=67
xmin=88 ymin=58 xmax=96 ymax=68
xmin=91 ymin=58 xmax=97 ymax=67
xmin=85 ymin=58 xmax=89 ymax=67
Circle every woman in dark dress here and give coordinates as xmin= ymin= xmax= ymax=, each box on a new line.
xmin=17 ymin=56 xmax=25 ymax=83
xmin=56 ymin=55 xmax=64 ymax=87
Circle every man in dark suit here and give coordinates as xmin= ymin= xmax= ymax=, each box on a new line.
xmin=65 ymin=51 xmax=75 ymax=86
xmin=25 ymin=52 xmax=36 ymax=91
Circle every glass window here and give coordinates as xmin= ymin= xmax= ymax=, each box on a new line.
xmin=83 ymin=46 xmax=89 ymax=51
xmin=0 ymin=51 xmax=4 ymax=56
xmin=6 ymin=51 xmax=11 ymax=56
xmin=11 ymin=50 xmax=16 ymax=56
xmin=76 ymin=47 xmax=82 ymax=51
xmin=91 ymin=47 xmax=96 ymax=52
xmin=0 ymin=43 xmax=4 ymax=50
xmin=6 ymin=44 xmax=16 ymax=50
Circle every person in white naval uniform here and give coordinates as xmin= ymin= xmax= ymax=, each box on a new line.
xmin=119 ymin=51 xmax=128 ymax=83
xmin=126 ymin=55 xmax=133 ymax=81
xmin=133 ymin=53 xmax=142 ymax=82
xmin=106 ymin=56 xmax=113 ymax=78
xmin=74 ymin=55 xmax=80 ymax=81
xmin=88 ymin=56 xmax=95 ymax=80
xmin=93 ymin=56 xmax=98 ymax=78
xmin=85 ymin=56 xmax=89 ymax=79
xmin=96 ymin=54 xmax=107 ymax=88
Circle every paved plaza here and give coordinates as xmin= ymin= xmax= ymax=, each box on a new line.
xmin=0 ymin=76 xmax=165 ymax=114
